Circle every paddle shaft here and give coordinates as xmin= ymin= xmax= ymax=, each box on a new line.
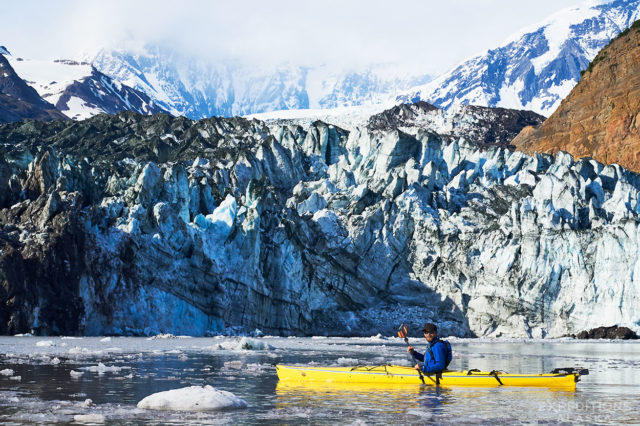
xmin=403 ymin=336 xmax=426 ymax=385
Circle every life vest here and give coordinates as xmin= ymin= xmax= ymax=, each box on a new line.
xmin=425 ymin=339 xmax=453 ymax=369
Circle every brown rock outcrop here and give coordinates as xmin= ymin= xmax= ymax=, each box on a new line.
xmin=573 ymin=326 xmax=638 ymax=340
xmin=513 ymin=22 xmax=640 ymax=172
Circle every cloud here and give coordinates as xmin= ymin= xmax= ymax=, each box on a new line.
xmin=2 ymin=0 xmax=584 ymax=75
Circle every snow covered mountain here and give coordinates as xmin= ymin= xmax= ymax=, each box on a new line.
xmin=7 ymin=54 xmax=167 ymax=120
xmin=400 ymin=0 xmax=640 ymax=116
xmin=0 ymin=47 xmax=67 ymax=123
xmin=90 ymin=45 xmax=431 ymax=119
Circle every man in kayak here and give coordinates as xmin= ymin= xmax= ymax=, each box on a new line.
xmin=407 ymin=323 xmax=451 ymax=373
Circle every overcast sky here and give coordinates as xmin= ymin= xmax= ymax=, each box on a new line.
xmin=3 ymin=0 xmax=593 ymax=75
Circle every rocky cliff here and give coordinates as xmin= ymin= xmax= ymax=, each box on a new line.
xmin=368 ymin=102 xmax=545 ymax=149
xmin=513 ymin=21 xmax=640 ymax=172
xmin=1 ymin=110 xmax=639 ymax=337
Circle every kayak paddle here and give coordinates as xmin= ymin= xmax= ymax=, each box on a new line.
xmin=398 ymin=324 xmax=426 ymax=385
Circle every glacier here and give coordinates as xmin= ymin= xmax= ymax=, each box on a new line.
xmin=0 ymin=110 xmax=639 ymax=338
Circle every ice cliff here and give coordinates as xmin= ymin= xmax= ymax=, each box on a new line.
xmin=0 ymin=110 xmax=639 ymax=337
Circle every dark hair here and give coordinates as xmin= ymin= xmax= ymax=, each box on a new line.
xmin=422 ymin=323 xmax=437 ymax=333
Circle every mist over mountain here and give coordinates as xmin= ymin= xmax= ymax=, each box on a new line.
xmin=90 ymin=45 xmax=432 ymax=119
xmin=5 ymin=1 xmax=640 ymax=123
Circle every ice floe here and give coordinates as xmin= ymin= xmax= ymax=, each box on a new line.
xmin=73 ymin=413 xmax=105 ymax=423
xmin=70 ymin=370 xmax=84 ymax=378
xmin=137 ymin=385 xmax=247 ymax=411
xmin=82 ymin=362 xmax=127 ymax=374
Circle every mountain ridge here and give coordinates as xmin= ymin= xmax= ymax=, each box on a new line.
xmin=4 ymin=52 xmax=168 ymax=121
xmin=513 ymin=18 xmax=640 ymax=171
xmin=0 ymin=53 xmax=68 ymax=123
xmin=399 ymin=0 xmax=640 ymax=117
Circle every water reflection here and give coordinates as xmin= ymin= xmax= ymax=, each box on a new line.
xmin=276 ymin=381 xmax=457 ymax=418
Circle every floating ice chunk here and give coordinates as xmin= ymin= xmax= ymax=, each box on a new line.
xmin=223 ymin=361 xmax=243 ymax=370
xmin=83 ymin=362 xmax=123 ymax=374
xmin=9 ymin=376 xmax=21 ymax=381
xmin=82 ymin=399 xmax=93 ymax=407
xmin=137 ymin=385 xmax=247 ymax=411
xmin=68 ymin=346 xmax=92 ymax=355
xmin=74 ymin=414 xmax=104 ymax=423
xmin=70 ymin=370 xmax=84 ymax=378
xmin=51 ymin=357 xmax=61 ymax=365
xmin=100 ymin=337 xmax=111 ymax=342
xmin=245 ymin=363 xmax=267 ymax=372
xmin=36 ymin=340 xmax=54 ymax=347
xmin=0 ymin=369 xmax=14 ymax=376
xmin=336 ymin=357 xmax=359 ymax=366
xmin=389 ymin=358 xmax=413 ymax=366
xmin=146 ymin=333 xmax=176 ymax=340
xmin=234 ymin=337 xmax=274 ymax=351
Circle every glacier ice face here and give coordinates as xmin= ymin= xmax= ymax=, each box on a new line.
xmin=1 ymin=111 xmax=640 ymax=337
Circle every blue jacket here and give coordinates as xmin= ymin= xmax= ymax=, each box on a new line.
xmin=412 ymin=338 xmax=447 ymax=373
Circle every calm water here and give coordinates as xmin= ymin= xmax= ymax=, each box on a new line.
xmin=0 ymin=336 xmax=638 ymax=424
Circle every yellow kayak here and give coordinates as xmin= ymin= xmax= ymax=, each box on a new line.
xmin=276 ymin=365 xmax=587 ymax=389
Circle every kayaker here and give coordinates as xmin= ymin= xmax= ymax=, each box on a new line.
xmin=407 ymin=323 xmax=451 ymax=373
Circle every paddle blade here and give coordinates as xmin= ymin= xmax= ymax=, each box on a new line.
xmin=397 ymin=324 xmax=408 ymax=339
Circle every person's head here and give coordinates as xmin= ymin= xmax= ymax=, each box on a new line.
xmin=422 ymin=323 xmax=438 ymax=342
